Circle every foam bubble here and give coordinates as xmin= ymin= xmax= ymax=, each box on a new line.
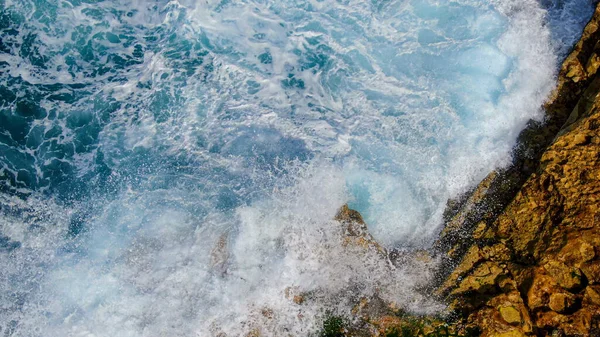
xmin=0 ymin=0 xmax=595 ymax=335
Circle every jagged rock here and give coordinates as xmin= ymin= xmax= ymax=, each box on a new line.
xmin=335 ymin=204 xmax=388 ymax=257
xmin=472 ymin=222 xmax=489 ymax=240
xmin=335 ymin=204 xmax=365 ymax=225
xmin=429 ymin=3 xmax=600 ymax=336
xmin=321 ymin=4 xmax=600 ymax=336
xmin=536 ymin=309 xmax=596 ymax=336
xmin=543 ymin=260 xmax=585 ymax=291
xmin=451 ymin=262 xmax=504 ymax=296
xmin=548 ymin=293 xmax=577 ymax=314
xmin=581 ymin=261 xmax=600 ymax=284
xmin=584 ymin=285 xmax=600 ymax=305
xmin=526 ymin=271 xmax=562 ymax=310
xmin=556 ymin=239 xmax=596 ymax=265
xmin=438 ymin=246 xmax=484 ymax=296
xmin=482 ymin=244 xmax=511 ymax=262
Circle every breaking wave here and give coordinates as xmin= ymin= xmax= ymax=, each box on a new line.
xmin=0 ymin=0 xmax=594 ymax=335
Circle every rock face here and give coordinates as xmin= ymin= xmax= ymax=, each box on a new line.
xmin=327 ymin=4 xmax=600 ymax=337
xmin=435 ymin=2 xmax=600 ymax=271
xmin=435 ymin=4 xmax=600 ymax=336
xmin=317 ymin=6 xmax=600 ymax=337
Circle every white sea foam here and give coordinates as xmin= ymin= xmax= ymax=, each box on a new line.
xmin=0 ymin=0 xmax=594 ymax=335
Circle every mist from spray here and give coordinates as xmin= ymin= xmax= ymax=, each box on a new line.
xmin=0 ymin=0 xmax=594 ymax=335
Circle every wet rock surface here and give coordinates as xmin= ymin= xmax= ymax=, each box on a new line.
xmin=319 ymin=4 xmax=600 ymax=336
xmin=429 ymin=4 xmax=600 ymax=336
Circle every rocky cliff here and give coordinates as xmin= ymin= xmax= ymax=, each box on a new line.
xmin=329 ymin=4 xmax=600 ymax=337
xmin=432 ymin=4 xmax=600 ymax=336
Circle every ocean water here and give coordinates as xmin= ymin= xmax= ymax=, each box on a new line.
xmin=0 ymin=0 xmax=595 ymax=335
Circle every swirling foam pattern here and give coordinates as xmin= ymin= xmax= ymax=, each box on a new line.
xmin=0 ymin=0 xmax=594 ymax=335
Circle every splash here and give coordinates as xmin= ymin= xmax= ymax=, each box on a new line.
xmin=0 ymin=0 xmax=594 ymax=335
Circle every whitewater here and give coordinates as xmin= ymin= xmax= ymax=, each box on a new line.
xmin=0 ymin=0 xmax=595 ymax=335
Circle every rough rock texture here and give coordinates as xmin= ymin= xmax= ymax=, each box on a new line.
xmin=323 ymin=206 xmax=458 ymax=337
xmin=435 ymin=2 xmax=600 ymax=271
xmin=327 ymin=4 xmax=600 ymax=337
xmin=308 ymin=5 xmax=600 ymax=336
xmin=434 ymin=5 xmax=600 ymax=336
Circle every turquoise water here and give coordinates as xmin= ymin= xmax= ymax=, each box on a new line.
xmin=0 ymin=0 xmax=594 ymax=335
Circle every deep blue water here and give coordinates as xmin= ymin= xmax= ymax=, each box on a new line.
xmin=0 ymin=0 xmax=595 ymax=335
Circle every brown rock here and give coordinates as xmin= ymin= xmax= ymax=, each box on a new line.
xmin=535 ymin=311 xmax=568 ymax=330
xmin=584 ymin=285 xmax=600 ymax=305
xmin=581 ymin=261 xmax=600 ymax=284
xmin=527 ymin=272 xmax=558 ymax=310
xmin=472 ymin=221 xmax=488 ymax=240
xmin=412 ymin=4 xmax=600 ymax=337
xmin=335 ymin=204 xmax=365 ymax=225
xmin=557 ymin=240 xmax=597 ymax=265
xmin=498 ymin=306 xmax=522 ymax=326
xmin=580 ymin=242 xmax=596 ymax=262
xmin=438 ymin=246 xmax=484 ymax=296
xmin=490 ymin=329 xmax=527 ymax=337
xmin=554 ymin=310 xmax=595 ymax=336
xmin=573 ymin=133 xmax=591 ymax=145
xmin=566 ymin=63 xmax=584 ymax=82
xmin=293 ymin=295 xmax=304 ymax=305
xmin=586 ymin=52 xmax=600 ymax=74
xmin=452 ymin=262 xmax=504 ymax=295
xmin=548 ymin=293 xmax=577 ymax=314
xmin=482 ymin=244 xmax=512 ymax=262
xmin=544 ymin=260 xmax=584 ymax=291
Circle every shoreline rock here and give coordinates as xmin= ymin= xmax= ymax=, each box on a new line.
xmin=435 ymin=2 xmax=600 ymax=282
xmin=324 ymin=3 xmax=600 ymax=336
xmin=430 ymin=4 xmax=600 ymax=336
